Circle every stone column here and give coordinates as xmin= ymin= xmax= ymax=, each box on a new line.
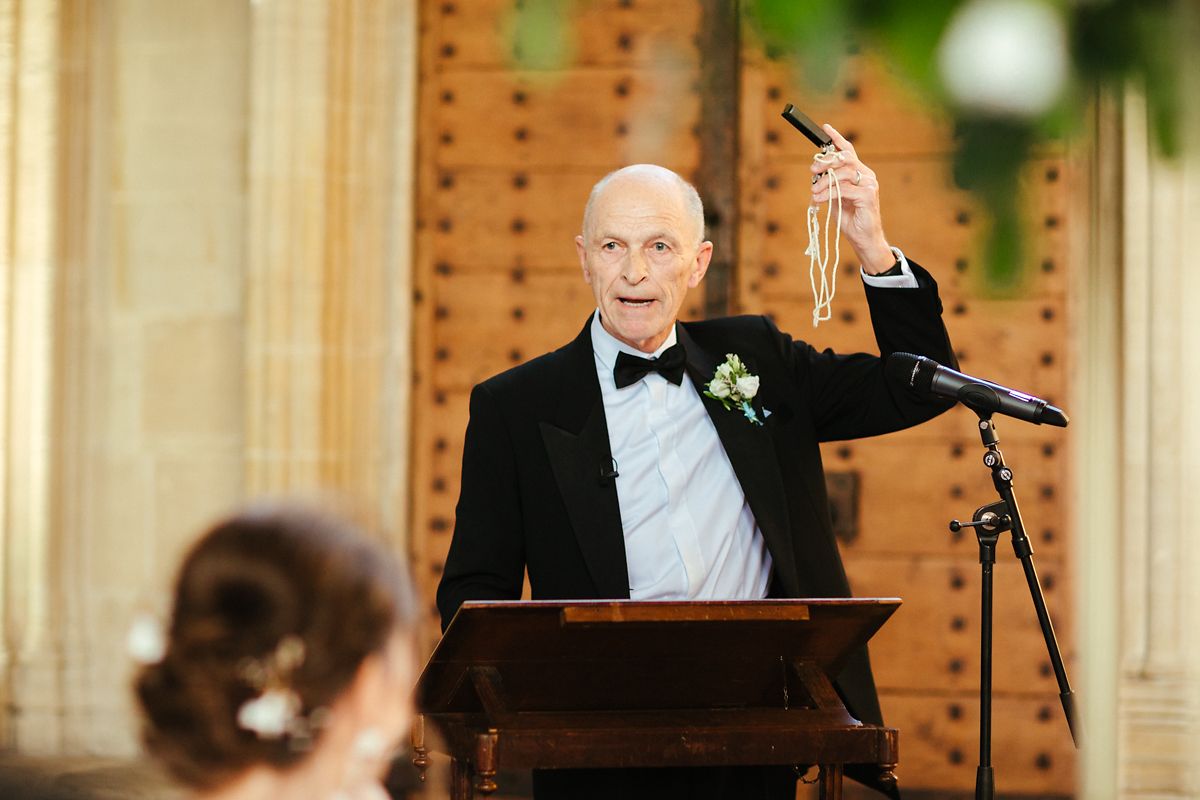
xmin=1113 ymin=85 xmax=1200 ymax=797
xmin=1072 ymin=89 xmax=1123 ymax=798
xmin=1076 ymin=72 xmax=1200 ymax=796
xmin=0 ymin=0 xmax=64 ymax=751
xmin=244 ymin=0 xmax=416 ymax=540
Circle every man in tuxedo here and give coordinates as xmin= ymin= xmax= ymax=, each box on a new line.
xmin=437 ymin=125 xmax=956 ymax=799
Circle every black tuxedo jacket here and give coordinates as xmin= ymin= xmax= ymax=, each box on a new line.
xmin=437 ymin=260 xmax=956 ymax=730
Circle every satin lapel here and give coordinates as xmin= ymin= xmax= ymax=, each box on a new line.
xmin=677 ymin=325 xmax=801 ymax=596
xmin=538 ymin=319 xmax=630 ymax=599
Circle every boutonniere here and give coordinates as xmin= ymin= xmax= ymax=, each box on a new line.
xmin=704 ymin=354 xmax=763 ymax=426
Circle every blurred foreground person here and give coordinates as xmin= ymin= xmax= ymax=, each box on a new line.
xmin=134 ymin=503 xmax=417 ymax=800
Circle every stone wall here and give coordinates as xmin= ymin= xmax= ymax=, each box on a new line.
xmin=0 ymin=0 xmax=417 ymax=756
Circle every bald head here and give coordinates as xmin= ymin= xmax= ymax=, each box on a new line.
xmin=581 ymin=164 xmax=706 ymax=247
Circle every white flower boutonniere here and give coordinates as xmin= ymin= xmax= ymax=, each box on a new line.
xmin=235 ymin=635 xmax=308 ymax=740
xmin=704 ymin=354 xmax=763 ymax=426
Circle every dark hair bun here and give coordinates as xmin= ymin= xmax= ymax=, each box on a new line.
xmin=135 ymin=503 xmax=414 ymax=790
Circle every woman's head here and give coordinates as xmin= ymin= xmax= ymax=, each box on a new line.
xmin=135 ymin=502 xmax=417 ymax=791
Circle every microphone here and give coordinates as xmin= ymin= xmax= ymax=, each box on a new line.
xmin=598 ymin=457 xmax=619 ymax=484
xmin=886 ymin=353 xmax=1069 ymax=427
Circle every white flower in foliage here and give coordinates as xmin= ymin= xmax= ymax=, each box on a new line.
xmin=938 ymin=0 xmax=1067 ymax=117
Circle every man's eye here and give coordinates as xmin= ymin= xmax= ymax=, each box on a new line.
xmin=602 ymin=242 xmax=618 ymax=251
xmin=653 ymin=242 xmax=668 ymax=252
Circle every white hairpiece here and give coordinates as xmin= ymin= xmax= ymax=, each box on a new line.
xmin=127 ymin=612 xmax=167 ymax=665
xmin=235 ymin=635 xmax=323 ymax=743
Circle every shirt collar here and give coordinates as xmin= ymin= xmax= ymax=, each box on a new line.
xmin=589 ymin=310 xmax=679 ymax=373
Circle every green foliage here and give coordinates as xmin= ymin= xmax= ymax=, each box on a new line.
xmin=504 ymin=0 xmax=580 ymax=71
xmin=1071 ymin=0 xmax=1181 ymax=156
xmin=742 ymin=0 xmax=1188 ymax=291
xmin=952 ymin=117 xmax=1035 ymax=291
xmin=864 ymin=1 xmax=960 ymax=95
xmin=742 ymin=0 xmax=851 ymax=91
xmin=506 ymin=0 xmax=1190 ymax=291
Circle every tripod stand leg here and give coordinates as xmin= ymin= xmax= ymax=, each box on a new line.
xmin=975 ymin=515 xmax=1000 ymax=800
xmin=976 ymin=765 xmax=994 ymax=800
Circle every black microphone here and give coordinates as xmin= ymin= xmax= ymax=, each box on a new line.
xmin=598 ymin=457 xmax=619 ymax=484
xmin=886 ymin=352 xmax=1069 ymax=427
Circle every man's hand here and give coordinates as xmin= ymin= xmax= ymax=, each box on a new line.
xmin=809 ymin=124 xmax=896 ymax=275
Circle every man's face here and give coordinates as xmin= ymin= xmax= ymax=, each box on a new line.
xmin=575 ymin=172 xmax=712 ymax=354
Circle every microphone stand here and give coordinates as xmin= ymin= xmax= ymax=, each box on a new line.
xmin=948 ymin=412 xmax=1079 ymax=800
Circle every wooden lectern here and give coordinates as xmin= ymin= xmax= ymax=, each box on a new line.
xmin=412 ymin=598 xmax=901 ymax=799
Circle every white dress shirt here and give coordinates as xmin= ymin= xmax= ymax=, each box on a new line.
xmin=590 ymin=251 xmax=916 ymax=601
xmin=591 ymin=313 xmax=773 ymax=601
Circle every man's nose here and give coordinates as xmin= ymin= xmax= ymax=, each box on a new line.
xmin=622 ymin=250 xmax=649 ymax=283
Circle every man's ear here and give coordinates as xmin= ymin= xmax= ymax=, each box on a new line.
xmin=688 ymin=241 xmax=714 ymax=288
xmin=575 ymin=235 xmax=591 ymax=283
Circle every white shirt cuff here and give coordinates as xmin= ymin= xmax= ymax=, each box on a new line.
xmin=860 ymin=247 xmax=918 ymax=289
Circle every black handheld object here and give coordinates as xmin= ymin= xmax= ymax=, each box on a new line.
xmin=886 ymin=352 xmax=1069 ymax=427
xmin=781 ymin=104 xmax=833 ymax=149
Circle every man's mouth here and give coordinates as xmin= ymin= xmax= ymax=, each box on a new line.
xmin=618 ymin=298 xmax=654 ymax=307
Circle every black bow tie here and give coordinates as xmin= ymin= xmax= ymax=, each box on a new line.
xmin=613 ymin=344 xmax=686 ymax=389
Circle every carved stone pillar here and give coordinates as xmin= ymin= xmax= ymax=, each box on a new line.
xmin=1077 ymin=72 xmax=1200 ymax=796
xmin=1072 ymin=90 xmax=1122 ymax=797
xmin=244 ymin=0 xmax=416 ymax=538
xmin=0 ymin=0 xmax=64 ymax=751
xmin=1113 ymin=86 xmax=1200 ymax=797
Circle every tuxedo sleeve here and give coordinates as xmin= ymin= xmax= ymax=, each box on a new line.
xmin=436 ymin=382 xmax=526 ymax=631
xmin=782 ymin=258 xmax=958 ymax=442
